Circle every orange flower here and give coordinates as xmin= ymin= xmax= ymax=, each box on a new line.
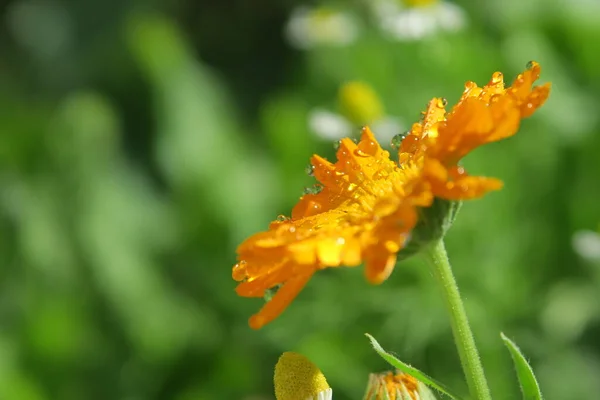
xmin=400 ymin=61 xmax=551 ymax=200
xmin=233 ymin=128 xmax=431 ymax=329
xmin=233 ymin=63 xmax=550 ymax=329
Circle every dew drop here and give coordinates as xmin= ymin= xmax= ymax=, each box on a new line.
xmin=358 ymin=139 xmax=379 ymax=156
xmin=333 ymin=140 xmax=342 ymax=151
xmin=390 ymin=131 xmax=410 ymax=149
xmin=232 ymin=260 xmax=247 ymax=281
xmin=516 ymin=74 xmax=524 ymax=84
xmin=526 ymin=60 xmax=535 ymax=69
xmin=464 ymin=81 xmax=477 ymax=91
xmin=305 ymin=163 xmax=315 ymax=176
xmin=264 ymin=284 xmax=282 ymax=302
xmin=276 ymin=215 xmax=289 ymax=222
xmin=400 ymin=134 xmax=419 ymax=153
xmin=305 ymin=201 xmax=322 ymax=216
xmin=303 ymin=184 xmax=323 ymax=195
xmin=437 ymin=98 xmax=448 ymax=107
xmin=491 ymin=72 xmax=503 ymax=83
xmin=354 ymin=148 xmax=369 ymax=157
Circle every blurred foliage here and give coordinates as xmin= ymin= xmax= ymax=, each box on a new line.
xmin=1 ymin=0 xmax=600 ymax=399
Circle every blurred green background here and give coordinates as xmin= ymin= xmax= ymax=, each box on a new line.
xmin=1 ymin=0 xmax=600 ymax=399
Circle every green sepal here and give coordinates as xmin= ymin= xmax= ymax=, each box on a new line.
xmin=501 ymin=333 xmax=544 ymax=400
xmin=397 ymin=198 xmax=462 ymax=261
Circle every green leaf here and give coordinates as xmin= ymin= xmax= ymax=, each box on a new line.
xmin=501 ymin=333 xmax=543 ymax=400
xmin=365 ymin=334 xmax=464 ymax=400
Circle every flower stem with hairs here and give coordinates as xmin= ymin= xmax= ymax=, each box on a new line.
xmin=424 ymin=239 xmax=492 ymax=400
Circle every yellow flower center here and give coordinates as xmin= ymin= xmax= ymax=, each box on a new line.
xmin=338 ymin=81 xmax=384 ymax=126
xmin=366 ymin=372 xmax=419 ymax=400
xmin=401 ymin=0 xmax=439 ymax=7
xmin=274 ymin=352 xmax=330 ymax=400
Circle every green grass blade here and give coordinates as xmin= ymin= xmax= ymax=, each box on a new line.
xmin=501 ymin=333 xmax=543 ymax=400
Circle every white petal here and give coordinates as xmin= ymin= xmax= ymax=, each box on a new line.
xmin=308 ymin=110 xmax=353 ymax=141
xmin=436 ymin=1 xmax=467 ymax=32
xmin=382 ymin=8 xmax=438 ymax=40
xmin=377 ymin=1 xmax=467 ymax=41
xmin=285 ymin=7 xmax=314 ymax=49
xmin=572 ymin=230 xmax=600 ymax=261
xmin=308 ymin=388 xmax=333 ymax=400
xmin=284 ymin=7 xmax=358 ymax=49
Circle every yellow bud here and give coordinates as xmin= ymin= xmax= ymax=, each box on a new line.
xmin=338 ymin=81 xmax=384 ymax=126
xmin=274 ymin=352 xmax=331 ymax=400
xmin=402 ymin=0 xmax=439 ymax=7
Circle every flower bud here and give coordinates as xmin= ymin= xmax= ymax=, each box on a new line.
xmin=274 ymin=352 xmax=332 ymax=400
xmin=364 ymin=371 xmax=437 ymax=400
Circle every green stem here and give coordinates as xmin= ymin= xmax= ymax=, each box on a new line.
xmin=424 ymin=239 xmax=492 ymax=400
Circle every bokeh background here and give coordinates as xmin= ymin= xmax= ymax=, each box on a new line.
xmin=1 ymin=0 xmax=600 ymax=399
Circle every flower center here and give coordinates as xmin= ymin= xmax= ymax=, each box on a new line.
xmin=338 ymin=81 xmax=384 ymax=126
xmin=274 ymin=352 xmax=330 ymax=400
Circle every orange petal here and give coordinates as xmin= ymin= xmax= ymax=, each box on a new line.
xmin=364 ymin=251 xmax=397 ymax=285
xmin=248 ymin=271 xmax=314 ymax=329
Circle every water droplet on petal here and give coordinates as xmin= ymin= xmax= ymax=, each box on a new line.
xmin=354 ymin=148 xmax=369 ymax=157
xmin=305 ymin=163 xmax=315 ymax=176
xmin=303 ymin=184 xmax=324 ymax=195
xmin=516 ymin=74 xmax=525 ymax=84
xmin=333 ymin=140 xmax=341 ymax=151
xmin=490 ymin=94 xmax=502 ymax=103
xmin=399 ymin=134 xmax=419 ymax=153
xmin=437 ymin=98 xmax=448 ymax=107
xmin=390 ymin=131 xmax=409 ymax=149
xmin=464 ymin=81 xmax=477 ymax=91
xmin=276 ymin=215 xmax=289 ymax=222
xmin=232 ymin=260 xmax=247 ymax=281
xmin=526 ymin=60 xmax=534 ymax=69
xmin=491 ymin=72 xmax=503 ymax=83
xmin=264 ymin=284 xmax=282 ymax=302
xmin=304 ymin=201 xmax=322 ymax=216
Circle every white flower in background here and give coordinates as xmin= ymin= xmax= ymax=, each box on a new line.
xmin=373 ymin=0 xmax=467 ymax=41
xmin=309 ymin=81 xmax=405 ymax=146
xmin=274 ymin=352 xmax=333 ymax=400
xmin=572 ymin=229 xmax=600 ymax=262
xmin=285 ymin=6 xmax=359 ymax=49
